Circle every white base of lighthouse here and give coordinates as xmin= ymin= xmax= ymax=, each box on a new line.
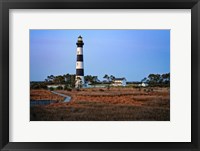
xmin=75 ymin=76 xmax=85 ymax=88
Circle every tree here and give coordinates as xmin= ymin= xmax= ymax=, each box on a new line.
xmin=84 ymin=75 xmax=93 ymax=83
xmin=85 ymin=75 xmax=100 ymax=87
xmin=141 ymin=77 xmax=147 ymax=83
xmin=44 ymin=74 xmax=76 ymax=88
xmin=30 ymin=82 xmax=47 ymax=89
xmin=148 ymin=74 xmax=161 ymax=86
xmin=103 ymin=74 xmax=110 ymax=82
xmin=64 ymin=74 xmax=70 ymax=82
xmin=47 ymin=75 xmax=55 ymax=83
xmin=91 ymin=76 xmax=100 ymax=87
xmin=70 ymin=74 xmax=76 ymax=88
xmin=142 ymin=73 xmax=170 ymax=87
xmin=64 ymin=84 xmax=72 ymax=91
xmin=161 ymin=73 xmax=170 ymax=85
xmin=110 ymin=75 xmax=115 ymax=82
xmin=103 ymin=74 xmax=113 ymax=90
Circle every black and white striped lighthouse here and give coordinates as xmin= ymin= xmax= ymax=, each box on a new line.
xmin=75 ymin=36 xmax=85 ymax=88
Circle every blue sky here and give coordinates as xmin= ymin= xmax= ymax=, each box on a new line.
xmin=30 ymin=30 xmax=170 ymax=82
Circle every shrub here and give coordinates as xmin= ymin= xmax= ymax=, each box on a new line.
xmin=67 ymin=87 xmax=72 ymax=91
xmin=49 ymin=87 xmax=54 ymax=91
xmin=57 ymin=86 xmax=63 ymax=90
xmin=64 ymin=85 xmax=72 ymax=91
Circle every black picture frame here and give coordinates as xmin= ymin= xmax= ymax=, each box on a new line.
xmin=0 ymin=0 xmax=199 ymax=150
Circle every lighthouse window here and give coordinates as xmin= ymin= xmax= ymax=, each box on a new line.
xmin=77 ymin=63 xmax=78 ymax=66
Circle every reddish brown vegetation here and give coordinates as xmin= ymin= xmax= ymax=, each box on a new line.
xmin=30 ymin=87 xmax=170 ymax=121
xmin=30 ymin=89 xmax=64 ymax=101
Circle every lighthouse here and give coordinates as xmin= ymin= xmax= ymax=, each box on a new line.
xmin=75 ymin=36 xmax=85 ymax=88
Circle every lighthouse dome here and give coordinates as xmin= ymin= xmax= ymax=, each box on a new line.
xmin=78 ymin=35 xmax=82 ymax=41
xmin=76 ymin=35 xmax=84 ymax=47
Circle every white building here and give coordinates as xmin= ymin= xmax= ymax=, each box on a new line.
xmin=112 ymin=78 xmax=127 ymax=86
xmin=138 ymin=82 xmax=148 ymax=87
xmin=47 ymin=84 xmax=65 ymax=89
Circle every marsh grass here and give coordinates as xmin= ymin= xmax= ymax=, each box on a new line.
xmin=30 ymin=89 xmax=64 ymax=101
xmin=30 ymin=87 xmax=170 ymax=121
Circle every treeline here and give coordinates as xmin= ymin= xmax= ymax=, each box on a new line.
xmin=30 ymin=74 xmax=101 ymax=89
xmin=45 ymin=74 xmax=76 ymax=87
xmin=30 ymin=72 xmax=170 ymax=89
xmin=30 ymin=74 xmax=116 ymax=90
xmin=30 ymin=74 xmax=76 ymax=90
xmin=141 ymin=73 xmax=170 ymax=87
xmin=84 ymin=75 xmax=100 ymax=84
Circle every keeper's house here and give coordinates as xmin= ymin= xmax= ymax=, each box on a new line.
xmin=112 ymin=78 xmax=127 ymax=86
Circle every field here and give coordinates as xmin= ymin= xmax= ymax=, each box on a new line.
xmin=31 ymin=90 xmax=64 ymax=101
xmin=30 ymin=87 xmax=170 ymax=121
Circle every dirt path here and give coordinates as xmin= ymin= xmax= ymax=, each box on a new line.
xmin=51 ymin=91 xmax=71 ymax=102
